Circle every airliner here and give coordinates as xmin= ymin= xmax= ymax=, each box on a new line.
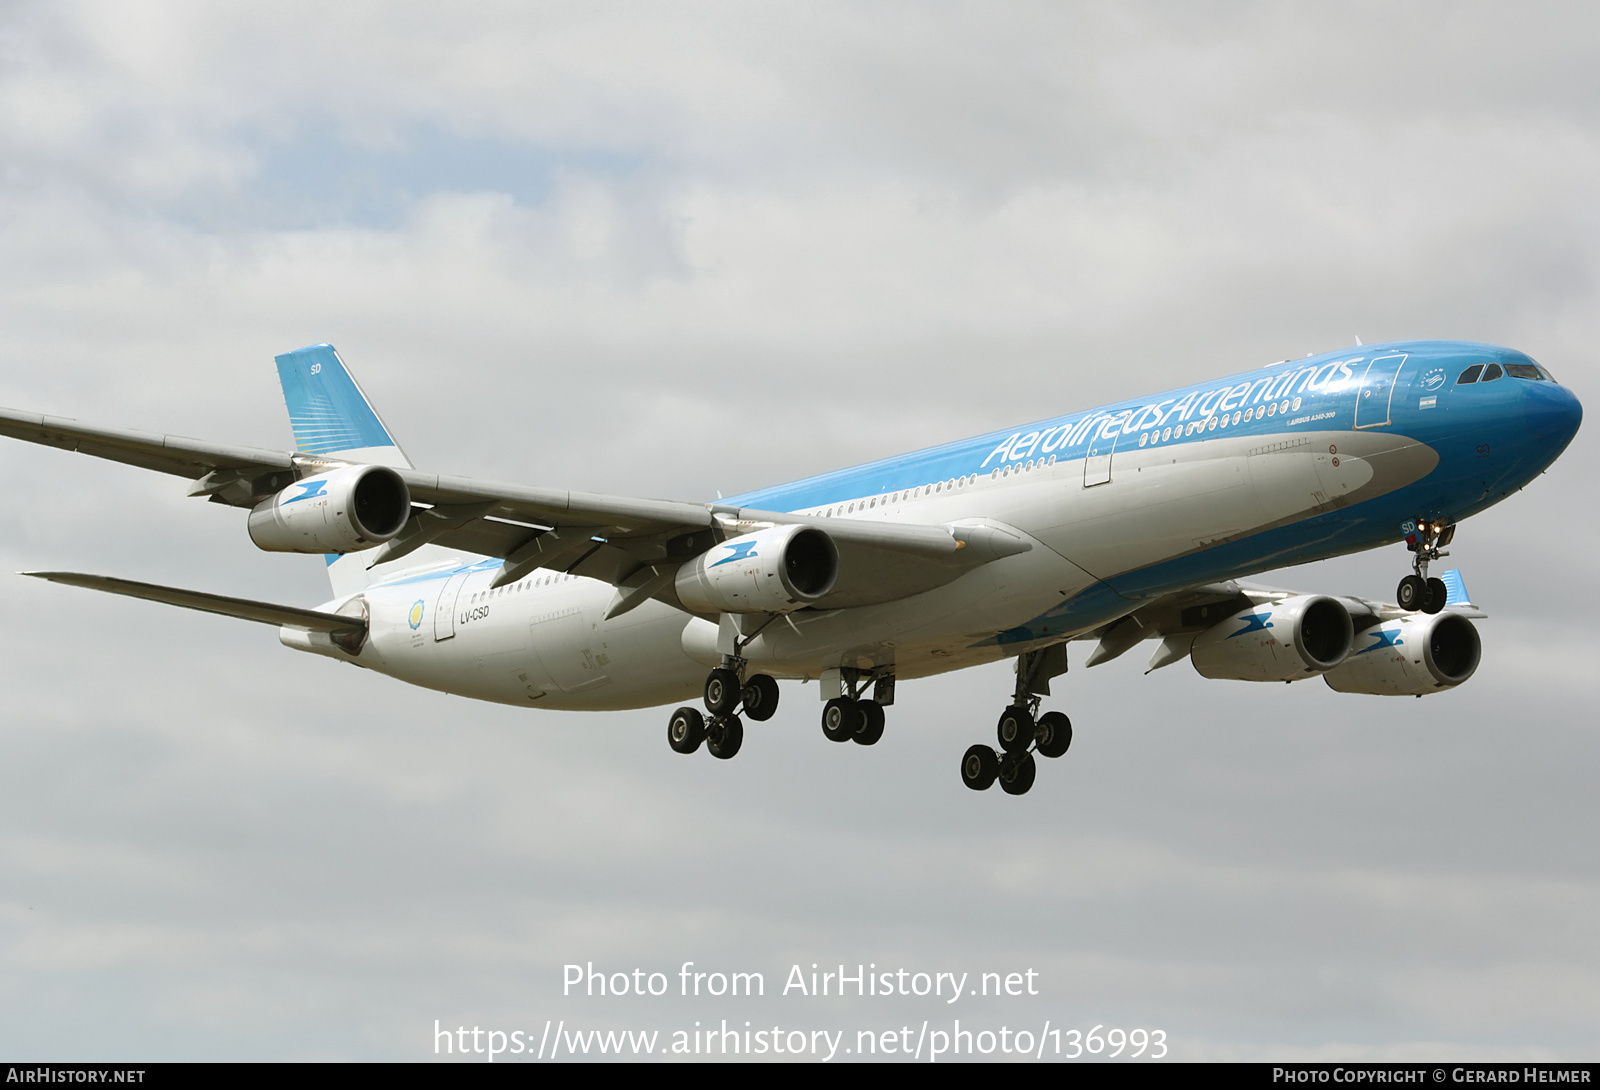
xmin=0 ymin=341 xmax=1581 ymax=796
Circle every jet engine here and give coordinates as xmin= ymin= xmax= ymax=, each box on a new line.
xmin=1322 ymin=612 xmax=1481 ymax=696
xmin=1190 ymin=594 xmax=1354 ymax=682
xmin=675 ymin=525 xmax=839 ymax=614
xmin=247 ymin=465 xmax=411 ymax=553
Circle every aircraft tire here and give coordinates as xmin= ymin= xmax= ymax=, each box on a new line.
xmin=996 ymin=705 xmax=1035 ymax=753
xmin=1036 ymin=711 xmax=1072 ymax=758
xmin=961 ymin=744 xmax=999 ymax=791
xmin=998 ymin=751 xmax=1037 ymax=796
xmin=667 ymin=707 xmax=706 ymax=754
xmin=707 ymin=714 xmax=744 ymax=760
xmin=1397 ymin=575 xmax=1428 ymax=612
xmin=704 ymin=668 xmax=741 ymax=715
xmin=822 ymin=698 xmax=862 ymax=743
xmin=1423 ymin=577 xmax=1448 ymax=615
xmin=741 ymin=674 xmax=780 ymax=722
xmin=853 ymin=701 xmax=885 ymax=746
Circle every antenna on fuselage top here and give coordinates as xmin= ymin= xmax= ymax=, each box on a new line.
xmin=1355 ymin=335 xmax=1363 ymax=345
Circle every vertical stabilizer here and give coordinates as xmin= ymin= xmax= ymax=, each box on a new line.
xmin=274 ymin=345 xmax=439 ymax=599
xmin=274 ymin=345 xmax=412 ymax=470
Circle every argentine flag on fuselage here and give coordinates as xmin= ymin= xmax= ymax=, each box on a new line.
xmin=274 ymin=345 xmax=416 ymax=598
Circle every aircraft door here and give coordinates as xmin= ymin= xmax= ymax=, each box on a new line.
xmin=1355 ymin=354 xmax=1407 ymax=429
xmin=1083 ymin=415 xmax=1124 ymax=487
xmin=432 ymin=571 xmax=470 ymax=640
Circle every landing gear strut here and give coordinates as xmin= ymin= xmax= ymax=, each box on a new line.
xmin=961 ymin=643 xmax=1071 ymax=796
xmin=1398 ymin=518 xmax=1453 ymax=614
xmin=667 ymin=652 xmax=780 ymax=760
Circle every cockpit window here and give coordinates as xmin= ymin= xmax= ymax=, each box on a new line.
xmin=1538 ymin=364 xmax=1559 ymax=382
xmin=1480 ymin=363 xmax=1504 ymax=382
xmin=1504 ymin=363 xmax=1545 ymax=381
xmin=1456 ymin=364 xmax=1484 ymax=384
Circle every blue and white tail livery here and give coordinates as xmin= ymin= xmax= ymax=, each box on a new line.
xmin=275 ymin=345 xmax=409 ymax=466
xmin=1 ymin=338 xmax=1581 ymax=795
xmin=275 ymin=344 xmax=423 ymax=598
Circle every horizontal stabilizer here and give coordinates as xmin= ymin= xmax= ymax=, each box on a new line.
xmin=21 ymin=572 xmax=364 ymax=632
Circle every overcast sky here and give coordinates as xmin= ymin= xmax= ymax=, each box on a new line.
xmin=1 ymin=1 xmax=1596 ymax=1062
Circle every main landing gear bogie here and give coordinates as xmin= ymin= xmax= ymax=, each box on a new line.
xmin=1397 ymin=518 xmax=1455 ymax=615
xmin=962 ymin=712 xmax=1069 ymax=796
xmin=669 ymin=660 xmax=780 ymax=760
xmin=961 ymin=645 xmax=1074 ymax=797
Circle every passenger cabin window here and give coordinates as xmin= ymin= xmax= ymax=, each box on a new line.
xmin=1481 ymin=363 xmax=1504 ymax=382
xmin=1456 ymin=364 xmax=1484 ymax=384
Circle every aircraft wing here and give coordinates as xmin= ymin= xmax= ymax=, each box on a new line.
xmin=0 ymin=408 xmax=298 ymax=483
xmin=0 ymin=407 xmax=1023 ymax=609
xmin=1074 ymin=573 xmax=1487 ymax=673
xmin=22 ymin=571 xmax=366 ymax=632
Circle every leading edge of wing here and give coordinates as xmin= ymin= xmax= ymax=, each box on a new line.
xmin=0 ymin=407 xmax=294 ymax=480
xmin=21 ymin=572 xmax=364 ymax=632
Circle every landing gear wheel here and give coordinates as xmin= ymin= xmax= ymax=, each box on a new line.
xmin=741 ymin=674 xmax=780 ymax=721
xmin=704 ymin=668 xmax=741 ymax=715
xmin=1035 ymin=711 xmax=1073 ymax=759
xmin=961 ymin=744 xmax=999 ymax=791
xmin=706 ymin=714 xmax=744 ymax=759
xmin=1397 ymin=575 xmax=1428 ymax=612
xmin=821 ymin=698 xmax=862 ymax=743
xmin=996 ymin=705 xmax=1036 ymax=754
xmin=853 ymin=701 xmax=885 ymax=746
xmin=1423 ymin=577 xmax=1447 ymax=615
xmin=667 ymin=707 xmax=705 ymax=754
xmin=998 ymin=751 xmax=1037 ymax=795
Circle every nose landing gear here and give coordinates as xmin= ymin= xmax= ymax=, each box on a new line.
xmin=1398 ymin=518 xmax=1454 ymax=614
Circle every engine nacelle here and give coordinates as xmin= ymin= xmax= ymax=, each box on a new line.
xmin=247 ymin=465 xmax=411 ymax=554
xmin=675 ymin=525 xmax=839 ymax=614
xmin=1323 ymin=612 xmax=1481 ymax=696
xmin=1191 ymin=594 xmax=1354 ymax=682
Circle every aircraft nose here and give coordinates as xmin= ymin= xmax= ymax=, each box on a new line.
xmin=1523 ymin=378 xmax=1583 ymax=454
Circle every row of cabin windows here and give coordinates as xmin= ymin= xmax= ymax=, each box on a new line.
xmin=470 ymin=572 xmax=572 ymax=603
xmin=819 ymin=473 xmax=986 ymax=518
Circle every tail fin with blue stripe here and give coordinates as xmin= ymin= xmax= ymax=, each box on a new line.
xmin=274 ymin=345 xmax=412 ymax=469
xmin=274 ymin=345 xmax=418 ymax=598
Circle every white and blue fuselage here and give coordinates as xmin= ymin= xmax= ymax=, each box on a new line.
xmin=313 ymin=340 xmax=1581 ymax=711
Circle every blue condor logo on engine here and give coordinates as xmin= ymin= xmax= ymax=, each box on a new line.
xmin=978 ymin=357 xmax=1363 ymax=469
xmin=1227 ymin=612 xmax=1274 ymax=638
xmin=282 ymin=479 xmax=329 ymax=504
xmin=710 ymin=541 xmax=759 ymax=568
xmin=1355 ymin=626 xmax=1404 ymax=654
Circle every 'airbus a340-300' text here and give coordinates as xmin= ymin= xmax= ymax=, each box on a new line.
xmin=0 ymin=341 xmax=1580 ymax=795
